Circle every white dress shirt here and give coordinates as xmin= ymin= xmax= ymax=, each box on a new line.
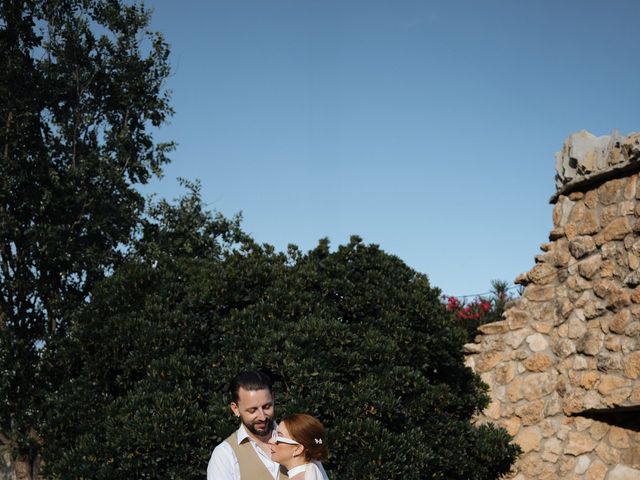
xmin=207 ymin=423 xmax=281 ymax=480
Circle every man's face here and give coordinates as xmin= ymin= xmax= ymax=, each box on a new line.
xmin=231 ymin=387 xmax=275 ymax=438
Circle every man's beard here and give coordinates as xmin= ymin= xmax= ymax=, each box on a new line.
xmin=244 ymin=417 xmax=273 ymax=437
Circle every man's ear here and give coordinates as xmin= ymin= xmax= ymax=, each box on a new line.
xmin=230 ymin=402 xmax=240 ymax=418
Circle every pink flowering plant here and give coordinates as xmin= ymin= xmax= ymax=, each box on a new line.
xmin=445 ymin=280 xmax=515 ymax=341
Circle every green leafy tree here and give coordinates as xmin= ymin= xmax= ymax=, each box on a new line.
xmin=42 ymin=189 xmax=520 ymax=479
xmin=0 ymin=0 xmax=172 ymax=475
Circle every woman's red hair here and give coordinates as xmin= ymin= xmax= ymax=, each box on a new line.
xmin=281 ymin=413 xmax=328 ymax=462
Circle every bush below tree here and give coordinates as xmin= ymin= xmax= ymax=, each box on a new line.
xmin=40 ymin=188 xmax=520 ymax=479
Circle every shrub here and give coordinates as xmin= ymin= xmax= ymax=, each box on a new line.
xmin=41 ymin=191 xmax=520 ymax=479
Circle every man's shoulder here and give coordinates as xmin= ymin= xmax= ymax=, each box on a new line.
xmin=207 ymin=433 xmax=239 ymax=479
xmin=212 ymin=431 xmax=238 ymax=456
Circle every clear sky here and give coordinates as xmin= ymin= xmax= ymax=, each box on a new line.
xmin=142 ymin=0 xmax=639 ymax=298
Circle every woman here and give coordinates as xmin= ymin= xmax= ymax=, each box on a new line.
xmin=269 ymin=413 xmax=329 ymax=480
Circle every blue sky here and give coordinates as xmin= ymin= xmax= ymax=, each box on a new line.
xmin=143 ymin=0 xmax=639 ymax=298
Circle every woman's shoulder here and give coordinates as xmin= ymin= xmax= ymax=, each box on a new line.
xmin=305 ymin=461 xmax=329 ymax=480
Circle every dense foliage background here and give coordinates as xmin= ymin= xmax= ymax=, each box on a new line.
xmin=1 ymin=1 xmax=519 ymax=479
xmin=0 ymin=0 xmax=171 ymax=475
xmin=40 ymin=187 xmax=519 ymax=479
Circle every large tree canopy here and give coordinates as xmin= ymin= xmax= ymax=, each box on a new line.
xmin=41 ymin=188 xmax=520 ymax=480
xmin=0 ymin=0 xmax=172 ymax=471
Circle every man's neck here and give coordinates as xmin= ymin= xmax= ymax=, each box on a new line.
xmin=241 ymin=423 xmax=273 ymax=448
xmin=247 ymin=430 xmax=271 ymax=446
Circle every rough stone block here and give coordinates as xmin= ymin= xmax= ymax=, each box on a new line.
xmin=565 ymin=431 xmax=596 ymax=455
xmin=544 ymin=392 xmax=563 ymax=416
xmin=585 ymin=458 xmax=607 ymax=480
xmin=624 ymin=270 xmax=640 ymax=286
xmin=541 ymin=437 xmax=563 ymax=463
xmin=515 ymin=427 xmax=542 ymax=453
xmin=484 ymin=399 xmax=501 ymax=420
xmin=559 ymin=455 xmax=577 ymax=476
xmin=574 ymin=455 xmax=591 ymax=474
xmin=609 ymin=310 xmax=631 ymax=334
xmin=475 ymin=351 xmax=503 ymax=373
xmin=600 ymin=204 xmax=620 ymax=226
xmin=515 ymin=399 xmax=545 ymax=426
xmin=603 ymin=386 xmax=631 ymax=407
xmin=504 ymin=329 xmax=529 ymax=349
xmin=620 ymin=200 xmax=635 ymax=216
xmin=580 ymin=371 xmax=599 ymax=389
xmin=621 ymin=445 xmax=640 ymax=470
xmin=583 ymin=189 xmax=598 ymax=208
xmin=624 ymin=174 xmax=638 ymax=199
xmin=526 ymin=333 xmax=549 ymax=352
xmin=604 ymin=336 xmax=622 ymax=352
xmin=589 ymin=420 xmax=610 ymax=441
xmin=477 ymin=321 xmax=509 ymax=335
xmin=500 ymin=416 xmax=521 ymax=437
xmin=569 ymin=236 xmax=597 ymax=259
xmin=608 ymin=426 xmax=630 ymax=449
xmin=577 ymin=330 xmax=604 ymax=356
xmin=525 ymin=284 xmax=556 ymax=302
xmin=507 ymin=376 xmax=523 ymax=402
xmin=494 ymin=361 xmax=516 ymax=384
xmin=595 ymin=217 xmax=632 ymax=245
xmin=606 ymin=464 xmax=640 ymax=480
xmin=583 ymin=299 xmax=607 ymax=319
xmin=553 ymin=197 xmax=575 ymax=227
xmin=630 ymin=287 xmax=640 ymax=303
xmin=622 ymin=351 xmax=640 ymax=379
xmin=480 ymin=334 xmax=504 ymax=352
xmin=523 ymin=372 xmax=557 ymax=400
xmin=606 ymin=287 xmax=632 ymax=311
xmin=599 ymin=178 xmax=626 ymax=206
xmin=528 ymin=263 xmax=558 ymax=285
xmin=568 ymin=316 xmax=588 ymax=339
xmin=553 ymin=337 xmax=577 ymax=358
xmin=573 ymin=355 xmax=589 ymax=370
xmin=579 ymin=254 xmax=603 ymax=279
xmin=596 ymin=374 xmax=629 ymax=394
xmin=463 ymin=342 xmax=481 ymax=354
xmin=600 ymin=260 xmax=616 ymax=278
xmin=629 ymin=239 xmax=640 ymax=256
xmin=625 ymin=321 xmax=640 ymax=336
xmin=597 ymin=353 xmax=622 ymax=372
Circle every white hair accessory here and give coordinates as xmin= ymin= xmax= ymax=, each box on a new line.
xmin=314 ymin=438 xmax=323 ymax=444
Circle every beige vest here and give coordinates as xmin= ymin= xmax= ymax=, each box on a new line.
xmin=225 ymin=431 xmax=289 ymax=480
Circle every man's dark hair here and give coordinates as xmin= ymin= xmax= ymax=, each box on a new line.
xmin=229 ymin=370 xmax=274 ymax=403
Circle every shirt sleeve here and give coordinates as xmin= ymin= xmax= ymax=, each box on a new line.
xmin=207 ymin=441 xmax=238 ymax=480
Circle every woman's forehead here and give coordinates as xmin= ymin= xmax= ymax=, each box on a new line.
xmin=277 ymin=422 xmax=290 ymax=436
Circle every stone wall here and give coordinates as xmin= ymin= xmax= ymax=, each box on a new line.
xmin=465 ymin=130 xmax=640 ymax=480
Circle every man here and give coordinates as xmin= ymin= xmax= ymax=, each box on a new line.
xmin=207 ymin=371 xmax=288 ymax=480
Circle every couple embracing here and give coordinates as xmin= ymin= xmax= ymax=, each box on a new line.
xmin=207 ymin=371 xmax=330 ymax=480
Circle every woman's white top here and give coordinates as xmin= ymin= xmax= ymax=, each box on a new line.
xmin=288 ymin=461 xmax=329 ymax=480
